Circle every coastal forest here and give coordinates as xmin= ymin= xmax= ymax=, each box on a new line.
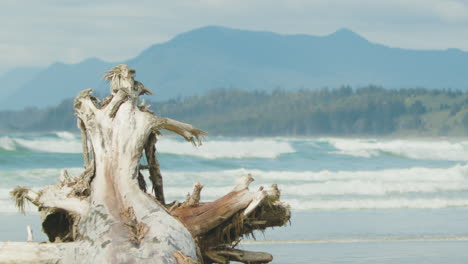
xmin=2 ymin=86 xmax=468 ymax=136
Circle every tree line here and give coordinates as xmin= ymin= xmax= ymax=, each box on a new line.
xmin=2 ymin=86 xmax=468 ymax=136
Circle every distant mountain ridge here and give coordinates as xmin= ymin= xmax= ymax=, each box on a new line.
xmin=0 ymin=67 xmax=43 ymax=100
xmin=1 ymin=26 xmax=468 ymax=110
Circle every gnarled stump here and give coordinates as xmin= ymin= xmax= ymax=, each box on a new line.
xmin=2 ymin=64 xmax=290 ymax=264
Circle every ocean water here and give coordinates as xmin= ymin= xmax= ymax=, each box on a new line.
xmin=1 ymin=132 xmax=468 ymax=263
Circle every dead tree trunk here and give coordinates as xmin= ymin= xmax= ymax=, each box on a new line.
xmin=1 ymin=64 xmax=290 ymax=264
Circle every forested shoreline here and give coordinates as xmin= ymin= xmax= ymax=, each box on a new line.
xmin=2 ymin=86 xmax=468 ymax=136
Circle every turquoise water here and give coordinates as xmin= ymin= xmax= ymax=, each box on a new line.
xmin=1 ymin=132 xmax=468 ymax=263
xmin=241 ymin=241 xmax=468 ymax=264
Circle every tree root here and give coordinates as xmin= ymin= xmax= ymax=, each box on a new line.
xmin=205 ymin=248 xmax=273 ymax=264
xmin=144 ymin=132 xmax=165 ymax=204
xmin=173 ymin=175 xmax=291 ymax=264
xmin=5 ymin=64 xmax=288 ymax=264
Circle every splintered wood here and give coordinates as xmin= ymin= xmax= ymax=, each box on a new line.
xmin=2 ymin=64 xmax=290 ymax=264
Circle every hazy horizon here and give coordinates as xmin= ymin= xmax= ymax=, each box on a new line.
xmin=1 ymin=0 xmax=468 ymax=74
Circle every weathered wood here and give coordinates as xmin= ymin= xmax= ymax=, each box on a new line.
xmin=173 ymin=251 xmax=198 ymax=264
xmin=184 ymin=182 xmax=203 ymax=207
xmin=69 ymin=65 xmax=200 ymax=263
xmin=26 ymin=226 xmax=33 ymax=242
xmin=172 ymin=176 xmax=290 ymax=264
xmin=11 ymin=185 xmax=88 ymax=217
xmin=77 ymin=119 xmax=90 ymax=167
xmin=156 ymin=117 xmax=206 ymax=146
xmin=205 ymin=248 xmax=273 ymax=264
xmin=145 ymin=132 xmax=165 ymax=204
xmin=172 ymin=174 xmax=261 ymax=236
xmin=0 ymin=242 xmax=68 ymax=264
xmin=4 ymin=64 xmax=290 ymax=264
xmin=137 ymin=171 xmax=148 ymax=192
xmin=173 ymin=189 xmax=257 ymax=236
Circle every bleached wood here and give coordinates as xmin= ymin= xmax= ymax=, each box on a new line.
xmin=69 ymin=64 xmax=199 ymax=263
xmin=184 ymin=182 xmax=203 ymax=207
xmin=0 ymin=242 xmax=75 ymax=264
xmin=14 ymin=185 xmax=88 ymax=217
xmin=154 ymin=117 xmax=207 ymax=146
xmin=26 ymin=226 xmax=33 ymax=242
xmin=243 ymin=190 xmax=267 ymax=217
xmin=172 ymin=176 xmax=269 ymax=236
xmin=206 ymin=248 xmax=273 ymax=264
xmin=5 ymin=64 xmax=290 ymax=264
xmin=232 ymin=174 xmax=254 ymax=192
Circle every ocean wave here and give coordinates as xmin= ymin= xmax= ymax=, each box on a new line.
xmin=280 ymin=181 xmax=467 ymax=196
xmin=4 ymin=134 xmax=468 ymax=162
xmin=3 ymin=165 xmax=468 ymax=213
xmin=15 ymin=137 xmax=82 ymax=153
xmin=1 ymin=168 xmax=84 ymax=186
xmin=161 ymin=165 xmax=468 ymax=184
xmin=320 ymin=138 xmax=468 ymax=161
xmin=155 ymin=138 xmax=295 ymax=159
xmin=161 ymin=180 xmax=467 ymax=199
xmin=288 ymin=198 xmax=468 ymax=210
xmin=4 ymin=165 xmax=467 ymax=193
xmin=159 ymin=165 xmax=468 ymax=199
xmin=54 ymin=131 xmax=77 ymax=140
xmin=0 ymin=135 xmax=294 ymax=159
xmin=2 ymin=196 xmax=467 ymax=213
xmin=0 ymin=188 xmax=12 ymax=200
xmin=0 ymin=136 xmax=82 ymax=153
xmin=0 ymin=137 xmax=16 ymax=151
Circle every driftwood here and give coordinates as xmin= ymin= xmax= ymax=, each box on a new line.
xmin=0 ymin=64 xmax=290 ymax=264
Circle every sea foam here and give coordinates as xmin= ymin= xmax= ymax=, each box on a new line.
xmin=0 ymin=137 xmax=16 ymax=151
xmin=0 ymin=135 xmax=295 ymax=159
xmin=2 ymin=164 xmax=468 ymax=212
xmin=161 ymin=165 xmax=468 ymax=185
xmin=321 ymin=138 xmax=468 ymax=161
xmin=158 ymin=165 xmax=468 ymax=207
xmin=55 ymin=131 xmax=77 ymax=140
xmin=0 ymin=136 xmax=82 ymax=153
xmin=151 ymin=138 xmax=295 ymax=159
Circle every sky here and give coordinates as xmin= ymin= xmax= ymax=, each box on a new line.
xmin=1 ymin=0 xmax=468 ymax=74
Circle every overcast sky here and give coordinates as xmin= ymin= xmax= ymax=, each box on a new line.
xmin=1 ymin=0 xmax=467 ymax=74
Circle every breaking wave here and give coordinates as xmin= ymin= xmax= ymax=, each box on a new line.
xmin=0 ymin=168 xmax=84 ymax=186
xmin=54 ymin=131 xmax=77 ymax=140
xmin=160 ymin=164 xmax=468 ymax=186
xmin=0 ymin=136 xmax=82 ymax=153
xmin=0 ymin=134 xmax=295 ymax=159
xmin=321 ymin=138 xmax=468 ymax=161
xmin=157 ymin=165 xmax=468 ymax=208
xmin=0 ymin=137 xmax=16 ymax=151
xmin=3 ymin=134 xmax=468 ymax=162
xmin=2 ymin=164 xmax=468 ymax=212
xmin=156 ymin=138 xmax=295 ymax=159
xmin=152 ymin=137 xmax=297 ymax=159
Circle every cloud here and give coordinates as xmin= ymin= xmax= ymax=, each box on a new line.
xmin=0 ymin=0 xmax=467 ymax=74
xmin=431 ymin=0 xmax=468 ymax=22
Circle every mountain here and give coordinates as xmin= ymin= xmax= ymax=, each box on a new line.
xmin=0 ymin=67 xmax=43 ymax=100
xmin=0 ymin=58 xmax=112 ymax=110
xmin=1 ymin=26 xmax=468 ymax=110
